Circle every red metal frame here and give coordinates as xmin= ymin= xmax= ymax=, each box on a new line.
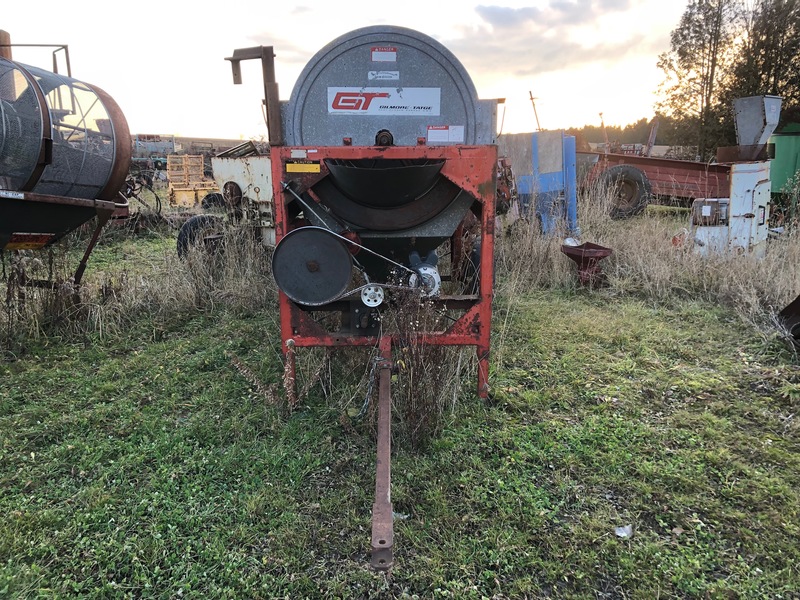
xmin=271 ymin=143 xmax=497 ymax=399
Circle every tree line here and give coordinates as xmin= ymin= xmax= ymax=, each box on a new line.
xmin=570 ymin=0 xmax=800 ymax=160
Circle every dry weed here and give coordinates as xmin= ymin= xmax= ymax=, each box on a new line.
xmin=1 ymin=221 xmax=278 ymax=354
xmin=494 ymin=178 xmax=800 ymax=355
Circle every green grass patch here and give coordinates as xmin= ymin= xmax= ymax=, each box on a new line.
xmin=1 ymin=283 xmax=799 ymax=597
xmin=2 ymin=208 xmax=800 ymax=597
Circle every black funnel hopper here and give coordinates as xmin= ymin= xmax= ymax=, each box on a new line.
xmin=325 ymin=158 xmax=445 ymax=208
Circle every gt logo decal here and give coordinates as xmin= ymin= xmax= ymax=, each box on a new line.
xmin=331 ymin=91 xmax=390 ymax=111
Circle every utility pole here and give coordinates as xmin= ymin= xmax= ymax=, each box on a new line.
xmin=529 ymin=90 xmax=541 ymax=131
xmin=599 ymin=112 xmax=609 ymax=154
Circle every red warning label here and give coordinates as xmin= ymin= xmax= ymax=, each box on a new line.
xmin=371 ymin=46 xmax=397 ymax=62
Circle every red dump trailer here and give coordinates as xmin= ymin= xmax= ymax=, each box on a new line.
xmin=582 ymin=96 xmax=782 ymax=220
xmin=580 ymin=151 xmax=732 ymax=219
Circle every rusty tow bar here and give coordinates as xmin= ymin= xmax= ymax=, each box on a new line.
xmin=370 ymin=336 xmax=395 ymax=570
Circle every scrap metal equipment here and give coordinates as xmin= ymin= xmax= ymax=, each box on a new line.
xmin=0 ymin=35 xmax=130 ymax=287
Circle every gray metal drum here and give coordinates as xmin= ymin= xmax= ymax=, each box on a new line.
xmin=282 ymin=25 xmax=496 ymax=147
xmin=0 ymin=58 xmax=131 ymax=200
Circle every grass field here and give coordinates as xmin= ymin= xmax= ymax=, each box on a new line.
xmin=1 ymin=201 xmax=799 ymax=598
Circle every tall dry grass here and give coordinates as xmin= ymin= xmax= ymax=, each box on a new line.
xmin=1 ymin=223 xmax=278 ymax=354
xmin=494 ymin=179 xmax=800 ymax=353
xmin=3 ymin=180 xmax=798 ymax=398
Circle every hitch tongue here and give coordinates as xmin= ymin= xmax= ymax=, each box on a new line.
xmin=370 ymin=338 xmax=394 ymax=570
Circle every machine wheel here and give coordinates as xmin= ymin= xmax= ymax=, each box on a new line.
xmin=779 ymin=294 xmax=800 ymax=350
xmin=177 ymin=214 xmax=224 ymax=259
xmin=201 ymin=192 xmax=225 ymax=210
xmin=785 ymin=314 xmax=800 ymax=349
xmin=600 ymin=165 xmax=651 ymax=219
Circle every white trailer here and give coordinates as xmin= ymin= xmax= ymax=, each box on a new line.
xmin=210 ymin=142 xmax=275 ymax=246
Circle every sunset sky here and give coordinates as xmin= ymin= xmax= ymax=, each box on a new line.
xmin=3 ymin=0 xmax=686 ymax=140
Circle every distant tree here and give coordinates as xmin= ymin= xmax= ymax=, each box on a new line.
xmin=566 ymin=117 xmax=657 ymax=147
xmin=722 ymin=0 xmax=800 ymax=109
xmin=656 ymin=0 xmax=742 ymax=158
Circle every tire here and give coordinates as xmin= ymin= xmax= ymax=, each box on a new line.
xmin=600 ymin=165 xmax=651 ymax=219
xmin=177 ymin=214 xmax=224 ymax=259
xmin=780 ymin=294 xmax=800 ymax=350
xmin=785 ymin=314 xmax=800 ymax=350
xmin=201 ymin=192 xmax=225 ymax=210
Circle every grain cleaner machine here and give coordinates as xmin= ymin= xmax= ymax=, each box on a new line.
xmin=0 ymin=36 xmax=130 ymax=288
xmin=226 ymin=25 xmax=499 ymax=570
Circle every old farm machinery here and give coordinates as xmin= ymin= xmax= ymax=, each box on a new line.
xmin=0 ymin=34 xmax=130 ymax=289
xmin=226 ymin=26 xmax=498 ymax=569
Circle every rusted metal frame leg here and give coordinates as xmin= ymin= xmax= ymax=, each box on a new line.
xmin=477 ymin=346 xmax=490 ymax=399
xmin=371 ymin=336 xmax=394 ymax=571
xmin=72 ymin=210 xmax=113 ymax=287
xmin=283 ymin=338 xmax=297 ymax=410
xmin=476 ymin=156 xmax=496 ymax=399
xmin=278 ymin=291 xmax=299 ymax=410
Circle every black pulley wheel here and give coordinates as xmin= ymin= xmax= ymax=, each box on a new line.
xmin=272 ymin=226 xmax=353 ymax=306
xmin=600 ymin=165 xmax=651 ymax=219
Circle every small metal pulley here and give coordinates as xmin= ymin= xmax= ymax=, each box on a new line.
xmin=361 ymin=285 xmax=385 ymax=307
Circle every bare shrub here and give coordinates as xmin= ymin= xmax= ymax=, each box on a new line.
xmin=149 ymin=233 xmax=275 ymax=318
xmin=775 ymin=170 xmax=800 ymax=229
xmin=289 ymin=289 xmax=474 ymax=450
xmin=2 ymin=243 xmax=87 ymax=350
xmin=494 ymin=215 xmax=575 ymax=296
xmin=381 ymin=290 xmax=473 ymax=449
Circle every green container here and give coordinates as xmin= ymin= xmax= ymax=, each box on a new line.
xmin=769 ymin=132 xmax=800 ymax=194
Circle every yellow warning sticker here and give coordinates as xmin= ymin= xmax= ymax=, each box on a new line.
xmin=5 ymin=233 xmax=54 ymax=250
xmin=286 ymin=161 xmax=321 ymax=173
